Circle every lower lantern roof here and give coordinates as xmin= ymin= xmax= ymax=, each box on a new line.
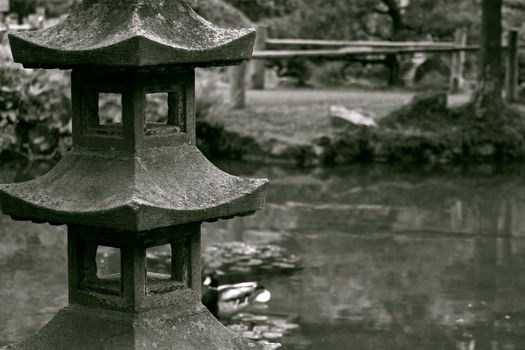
xmin=0 ymin=145 xmax=268 ymax=232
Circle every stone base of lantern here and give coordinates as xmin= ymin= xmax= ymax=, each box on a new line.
xmin=6 ymin=303 xmax=271 ymax=350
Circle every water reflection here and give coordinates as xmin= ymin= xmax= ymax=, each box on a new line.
xmin=205 ymin=163 xmax=525 ymax=349
xmin=2 ymin=161 xmax=525 ymax=349
xmin=0 ymin=217 xmax=67 ymax=346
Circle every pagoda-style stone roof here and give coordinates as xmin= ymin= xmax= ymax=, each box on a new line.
xmin=0 ymin=145 xmax=268 ymax=231
xmin=9 ymin=0 xmax=256 ymax=68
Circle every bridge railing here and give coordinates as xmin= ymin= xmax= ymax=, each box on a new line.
xmin=229 ymin=26 xmax=520 ymax=109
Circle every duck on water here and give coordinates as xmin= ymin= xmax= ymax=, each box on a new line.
xmin=201 ymin=274 xmax=272 ymax=319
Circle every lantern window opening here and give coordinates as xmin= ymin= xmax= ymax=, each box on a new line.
xmin=145 ymin=244 xmax=171 ymax=276
xmin=144 ymin=238 xmax=190 ymax=295
xmin=96 ymin=245 xmax=121 ymax=278
xmin=98 ymin=93 xmax=123 ymax=126
xmin=76 ymin=86 xmax=125 ymax=139
xmin=145 ymin=92 xmax=168 ymax=125
xmin=144 ymin=87 xmax=187 ymax=137
xmin=80 ymin=243 xmax=123 ymax=296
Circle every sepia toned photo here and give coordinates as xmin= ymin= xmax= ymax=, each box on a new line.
xmin=0 ymin=0 xmax=523 ymax=349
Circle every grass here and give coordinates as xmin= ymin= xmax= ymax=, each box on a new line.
xmin=246 ymin=88 xmax=470 ymax=115
xmin=212 ymin=87 xmax=472 ymax=145
xmin=202 ymin=86 xmax=525 ymax=165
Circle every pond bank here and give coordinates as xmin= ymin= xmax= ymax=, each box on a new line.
xmin=197 ymin=91 xmax=525 ymax=167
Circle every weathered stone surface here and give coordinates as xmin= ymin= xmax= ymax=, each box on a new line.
xmin=0 ymin=145 xmax=268 ymax=231
xmin=9 ymin=0 xmax=256 ymax=68
xmin=7 ymin=304 xmax=270 ymax=350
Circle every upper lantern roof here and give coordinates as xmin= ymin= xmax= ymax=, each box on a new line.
xmin=8 ymin=0 xmax=256 ymax=69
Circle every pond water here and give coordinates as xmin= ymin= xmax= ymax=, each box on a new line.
xmin=1 ymin=160 xmax=525 ymax=349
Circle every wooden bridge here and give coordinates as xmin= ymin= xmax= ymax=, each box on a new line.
xmin=230 ymin=26 xmax=520 ymax=109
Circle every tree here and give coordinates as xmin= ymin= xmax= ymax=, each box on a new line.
xmin=472 ymin=0 xmax=504 ymax=117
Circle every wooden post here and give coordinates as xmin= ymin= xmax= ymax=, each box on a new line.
xmin=505 ymin=29 xmax=519 ymax=102
xmin=250 ymin=25 xmax=268 ymax=90
xmin=229 ymin=61 xmax=248 ymax=109
xmin=449 ymin=28 xmax=468 ymax=93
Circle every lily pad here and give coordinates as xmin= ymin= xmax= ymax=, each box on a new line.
xmin=228 ymin=312 xmax=301 ymax=346
xmin=202 ymin=242 xmax=302 ymax=276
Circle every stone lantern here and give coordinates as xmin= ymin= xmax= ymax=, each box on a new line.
xmin=1 ymin=1 xmax=269 ymax=349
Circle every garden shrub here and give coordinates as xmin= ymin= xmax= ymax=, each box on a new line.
xmin=379 ymin=92 xmax=525 ymax=162
xmin=413 ymin=56 xmax=451 ymax=90
xmin=0 ymin=43 xmax=70 ymax=159
xmin=309 ymin=62 xmax=348 ymax=87
xmin=9 ymin=0 xmax=77 ymax=21
xmin=266 ymin=57 xmax=311 ymax=87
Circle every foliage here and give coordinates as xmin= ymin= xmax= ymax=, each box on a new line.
xmin=373 ymin=92 xmax=525 ymax=163
xmin=203 ymin=242 xmax=301 ymax=276
xmin=228 ymin=313 xmax=300 ymax=345
xmin=379 ymin=92 xmax=451 ymax=130
xmin=268 ymin=0 xmax=362 ymax=40
xmin=0 ymin=44 xmax=70 ymax=159
xmin=401 ymin=0 xmax=478 ymax=40
xmin=9 ymin=0 xmax=77 ymax=19
xmin=262 ymin=0 xmax=525 ymax=42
